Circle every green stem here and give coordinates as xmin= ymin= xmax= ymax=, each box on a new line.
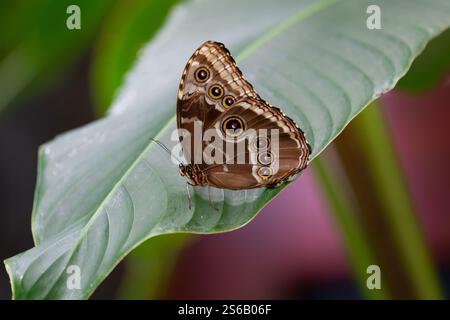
xmin=118 ymin=234 xmax=191 ymax=299
xmin=348 ymin=102 xmax=443 ymax=299
xmin=313 ymin=155 xmax=389 ymax=299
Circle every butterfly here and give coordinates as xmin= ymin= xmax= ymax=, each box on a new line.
xmin=176 ymin=41 xmax=310 ymax=190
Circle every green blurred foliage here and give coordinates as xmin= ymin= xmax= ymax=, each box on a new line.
xmin=0 ymin=1 xmax=40 ymax=56
xmin=91 ymin=0 xmax=181 ymax=115
xmin=398 ymin=28 xmax=450 ymax=92
xmin=117 ymin=234 xmax=191 ymax=299
xmin=0 ymin=0 xmax=114 ymax=115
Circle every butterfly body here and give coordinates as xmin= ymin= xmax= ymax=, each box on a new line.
xmin=176 ymin=41 xmax=310 ymax=190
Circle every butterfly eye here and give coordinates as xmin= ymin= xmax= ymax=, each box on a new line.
xmin=209 ymin=84 xmax=224 ymax=99
xmin=222 ymin=116 xmax=245 ymax=137
xmin=257 ymin=166 xmax=273 ymax=180
xmin=258 ymin=151 xmax=274 ymax=165
xmin=222 ymin=95 xmax=235 ymax=108
xmin=254 ymin=137 xmax=270 ymax=150
xmin=194 ymin=67 xmax=209 ymax=82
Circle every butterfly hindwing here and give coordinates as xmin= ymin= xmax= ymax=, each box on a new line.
xmin=202 ymin=98 xmax=309 ymax=189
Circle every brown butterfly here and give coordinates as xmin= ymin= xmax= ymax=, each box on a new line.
xmin=176 ymin=41 xmax=310 ymax=190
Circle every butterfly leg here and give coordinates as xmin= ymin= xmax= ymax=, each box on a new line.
xmin=186 ymin=182 xmax=192 ymax=210
xmin=208 ymin=185 xmax=219 ymax=212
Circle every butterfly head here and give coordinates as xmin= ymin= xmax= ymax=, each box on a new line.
xmin=178 ymin=163 xmax=204 ymax=185
xmin=178 ymin=163 xmax=187 ymax=177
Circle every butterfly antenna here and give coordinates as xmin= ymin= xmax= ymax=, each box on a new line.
xmin=149 ymin=138 xmax=183 ymax=164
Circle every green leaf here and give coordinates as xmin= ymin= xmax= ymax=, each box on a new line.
xmin=91 ymin=0 xmax=181 ymax=115
xmin=5 ymin=0 xmax=450 ymax=299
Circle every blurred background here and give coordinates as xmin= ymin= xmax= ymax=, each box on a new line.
xmin=0 ymin=0 xmax=449 ymax=299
